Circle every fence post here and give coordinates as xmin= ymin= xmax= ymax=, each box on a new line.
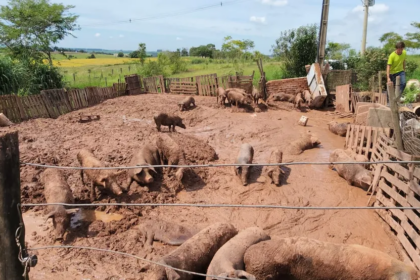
xmin=0 ymin=130 xmax=26 ymax=280
xmin=378 ymin=71 xmax=382 ymax=94
xmin=387 ymin=78 xmax=404 ymax=150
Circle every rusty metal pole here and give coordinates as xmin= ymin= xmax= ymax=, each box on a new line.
xmin=387 ymin=77 xmax=404 ymax=150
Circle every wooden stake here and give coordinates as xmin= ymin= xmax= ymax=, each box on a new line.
xmin=387 ymin=78 xmax=404 ymax=150
xmin=0 ymin=130 xmax=25 ymax=279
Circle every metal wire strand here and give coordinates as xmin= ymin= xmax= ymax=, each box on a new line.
xmin=20 ymin=160 xmax=420 ymax=170
xmin=20 ymin=202 xmax=420 ymax=210
xmin=28 ymin=245 xmax=242 ymax=280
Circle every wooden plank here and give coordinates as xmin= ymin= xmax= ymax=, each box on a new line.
xmin=382 ymin=170 xmax=410 ymax=193
xmin=401 ymin=219 xmax=420 ymax=249
xmin=353 ymin=125 xmax=360 ymax=151
xmin=386 ymin=146 xmax=413 ymax=161
xmin=345 ymin=125 xmax=351 ymax=148
xmin=383 ymin=163 xmax=410 ymax=181
xmin=358 ymin=126 xmax=366 ymax=155
xmin=397 ymin=232 xmax=420 ymax=269
xmin=378 ymin=180 xmax=409 ymax=207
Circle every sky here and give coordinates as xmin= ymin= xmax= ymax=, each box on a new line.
xmin=1 ymin=0 xmax=419 ymax=54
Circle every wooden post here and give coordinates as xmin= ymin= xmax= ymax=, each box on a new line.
xmin=387 ymin=78 xmax=404 ymax=150
xmin=378 ymin=71 xmax=382 ymax=93
xmin=0 ymin=130 xmax=25 ymax=279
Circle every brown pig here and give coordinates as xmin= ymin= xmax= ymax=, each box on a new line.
xmin=294 ymin=92 xmax=304 ymax=109
xmin=303 ymin=89 xmax=312 ymax=105
xmin=329 ymin=148 xmax=372 ymax=190
xmin=268 ymin=92 xmax=295 ymax=103
xmin=265 ymin=148 xmax=285 ymax=186
xmin=234 ymin=143 xmax=254 ymax=186
xmin=178 ymin=96 xmax=195 ymax=111
xmin=40 ymin=168 xmax=75 ymax=240
xmin=77 ymin=149 xmax=124 ymax=202
xmin=285 ymin=132 xmax=321 ymax=155
xmin=328 ymin=121 xmax=349 ymax=137
xmin=217 ymin=87 xmax=227 ymax=105
xmin=227 ymin=91 xmax=252 ymax=108
xmin=125 ymin=144 xmax=162 ymax=191
xmin=252 ymin=86 xmax=263 ymax=104
xmin=154 ymin=113 xmax=186 ymax=132
xmin=156 ymin=134 xmax=186 ymax=182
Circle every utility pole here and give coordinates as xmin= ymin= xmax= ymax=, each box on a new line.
xmin=316 ymin=0 xmax=330 ymax=68
xmin=361 ymin=0 xmax=375 ymax=55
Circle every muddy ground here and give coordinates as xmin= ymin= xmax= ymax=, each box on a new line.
xmin=3 ymin=94 xmax=407 ymax=279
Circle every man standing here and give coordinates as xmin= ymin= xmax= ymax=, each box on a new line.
xmin=387 ymin=41 xmax=407 ymax=103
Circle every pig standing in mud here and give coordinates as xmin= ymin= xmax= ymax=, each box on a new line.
xmin=155 ymin=134 xmax=186 ymax=183
xmin=153 ymin=113 xmax=186 ymax=132
xmin=303 ymin=89 xmax=312 ymax=105
xmin=40 ymin=168 xmax=75 ymax=240
xmin=265 ymin=148 xmax=285 ymax=186
xmin=294 ymin=92 xmax=304 ymax=109
xmin=252 ymin=86 xmax=263 ymax=105
xmin=329 ymin=149 xmax=372 ymax=190
xmin=125 ymin=144 xmax=162 ymax=191
xmin=217 ymin=87 xmax=227 ymax=106
xmin=227 ymin=90 xmax=252 ymax=108
xmin=234 ymin=143 xmax=254 ymax=186
xmin=77 ymin=148 xmax=124 ymax=202
xmin=178 ymin=96 xmax=195 ymax=111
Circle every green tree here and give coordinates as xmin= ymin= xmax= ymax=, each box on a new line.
xmin=138 ymin=43 xmax=147 ymax=65
xmin=354 ymin=47 xmax=388 ymax=90
xmin=406 ymin=22 xmax=420 ymax=49
xmin=0 ymin=0 xmax=80 ymax=65
xmin=272 ymin=24 xmax=318 ymax=78
xmin=189 ymin=44 xmax=215 ymax=58
xmin=181 ymin=48 xmax=188 ymax=56
xmin=117 ymin=52 xmax=124 ymax=57
xmin=221 ymin=36 xmax=255 ymax=59
xmin=325 ymin=42 xmax=350 ymax=60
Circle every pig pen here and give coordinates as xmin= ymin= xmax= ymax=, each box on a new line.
xmin=4 ymin=93 xmax=408 ymax=279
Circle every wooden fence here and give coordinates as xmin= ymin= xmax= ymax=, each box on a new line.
xmin=143 ymin=75 xmax=165 ymax=93
xmin=0 ymin=86 xmax=125 ymax=124
xmin=196 ymin=74 xmax=218 ymax=96
xmin=124 ymin=74 xmax=143 ymax=95
xmin=371 ymin=138 xmax=420 ymax=270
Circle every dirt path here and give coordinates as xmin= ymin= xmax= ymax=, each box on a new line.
xmin=3 ymin=94 xmax=403 ymax=280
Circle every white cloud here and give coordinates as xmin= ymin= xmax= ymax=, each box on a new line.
xmin=94 ymin=33 xmax=100 ymax=37
xmin=352 ymin=3 xmax=389 ymax=14
xmin=176 ymin=37 xmax=182 ymax=41
xmin=250 ymin=16 xmax=266 ymax=24
xmin=260 ymin=0 xmax=287 ymax=6
xmin=119 ymin=34 xmax=124 ymax=38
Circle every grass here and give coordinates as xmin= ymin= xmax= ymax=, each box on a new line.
xmin=407 ymin=54 xmax=420 ymax=81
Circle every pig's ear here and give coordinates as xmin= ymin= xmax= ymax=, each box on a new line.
xmin=45 ymin=211 xmax=55 ymax=222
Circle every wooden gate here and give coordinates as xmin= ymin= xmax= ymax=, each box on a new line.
xmin=196 ymin=74 xmax=218 ymax=96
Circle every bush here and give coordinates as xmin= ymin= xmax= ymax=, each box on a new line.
xmin=353 ymin=47 xmax=387 ymax=90
xmin=406 ymin=60 xmax=418 ymax=76
xmin=191 ymin=58 xmax=205 ymax=64
xmin=87 ymin=53 xmax=96 ymax=59
xmin=329 ymin=61 xmax=347 ymax=70
xmin=140 ymin=61 xmax=168 ymax=77
xmin=117 ymin=52 xmax=124 ymax=57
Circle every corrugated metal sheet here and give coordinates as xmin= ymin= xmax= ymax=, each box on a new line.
xmin=306 ymin=63 xmax=328 ymax=108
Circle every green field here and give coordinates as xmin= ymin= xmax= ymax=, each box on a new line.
xmin=407 ymin=54 xmax=420 ymax=80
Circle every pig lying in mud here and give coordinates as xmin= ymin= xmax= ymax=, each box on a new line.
xmin=154 ymin=113 xmax=186 ymax=132
xmin=252 ymin=86 xmax=263 ymax=105
xmin=77 ymin=148 xmax=124 ymax=202
xmin=217 ymin=87 xmax=227 ymax=105
xmin=265 ymin=148 xmax=285 ymax=186
xmin=294 ymin=92 xmax=304 ymax=109
xmin=267 ymin=92 xmax=295 ymax=103
xmin=206 ymin=227 xmax=270 ymax=280
xmin=234 ymin=143 xmax=254 ymax=186
xmin=155 ymin=134 xmax=186 ymax=182
xmin=329 ymin=149 xmax=372 ymax=190
xmin=328 ymin=121 xmax=349 ymax=137
xmin=41 ymin=168 xmax=75 ymax=240
xmin=145 ymin=223 xmax=238 ymax=280
xmin=125 ymin=144 xmax=162 ymax=191
xmin=227 ymin=90 xmax=252 ymax=108
xmin=244 ymin=237 xmax=418 ymax=280
xmin=285 ymin=133 xmax=321 ymax=155
xmin=178 ymin=96 xmax=195 ymax=111
xmin=137 ymin=219 xmax=195 ymax=247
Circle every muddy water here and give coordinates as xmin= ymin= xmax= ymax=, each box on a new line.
xmin=70 ymin=209 xmax=123 ymax=228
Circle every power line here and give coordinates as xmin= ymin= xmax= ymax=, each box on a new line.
xmin=28 ymin=245 xmax=242 ymax=280
xmin=81 ymin=0 xmax=250 ymax=27
xmin=20 ymin=202 xmax=420 ymax=210
xmin=20 ymin=160 xmax=420 ymax=170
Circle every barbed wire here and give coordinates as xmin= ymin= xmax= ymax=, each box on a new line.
xmin=20 ymin=202 xmax=420 ymax=210
xmin=20 ymin=159 xmax=420 ymax=170
xmin=28 ymin=245 xmax=241 ymax=280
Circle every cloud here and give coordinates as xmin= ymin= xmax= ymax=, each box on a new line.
xmin=250 ymin=16 xmax=266 ymax=24
xmin=176 ymin=37 xmax=182 ymax=41
xmin=119 ymin=34 xmax=124 ymax=38
xmin=260 ymin=0 xmax=287 ymax=7
xmin=94 ymin=33 xmax=100 ymax=37
xmin=352 ymin=3 xmax=389 ymax=14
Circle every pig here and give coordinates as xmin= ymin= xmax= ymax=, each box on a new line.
xmin=145 ymin=223 xmax=238 ymax=280
xmin=303 ymin=89 xmax=312 ymax=105
xmin=206 ymin=227 xmax=270 ymax=280
xmin=234 ymin=143 xmax=254 ymax=186
xmin=264 ymin=148 xmax=285 ymax=186
xmin=244 ymin=237 xmax=418 ymax=280
xmin=178 ymin=96 xmax=195 ymax=111
xmin=217 ymin=87 xmax=227 ymax=105
xmin=227 ymin=90 xmax=252 ymax=108
xmin=285 ymin=133 xmax=321 ymax=155
xmin=252 ymin=86 xmax=263 ymax=105
xmin=125 ymin=144 xmax=162 ymax=191
xmin=329 ymin=149 xmax=372 ymax=190
xmin=155 ymin=134 xmax=186 ymax=182
xmin=268 ymin=92 xmax=295 ymax=103
xmin=40 ymin=168 xmax=75 ymax=240
xmin=294 ymin=92 xmax=304 ymax=109
xmin=328 ymin=121 xmax=349 ymax=137
xmin=137 ymin=219 xmax=195 ymax=247
xmin=153 ymin=113 xmax=186 ymax=132
xmin=77 ymin=148 xmax=124 ymax=202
